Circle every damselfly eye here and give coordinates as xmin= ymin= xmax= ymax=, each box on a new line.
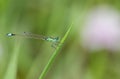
xmin=55 ymin=37 xmax=59 ymax=41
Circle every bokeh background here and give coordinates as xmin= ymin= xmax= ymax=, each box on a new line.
xmin=0 ymin=0 xmax=120 ymax=79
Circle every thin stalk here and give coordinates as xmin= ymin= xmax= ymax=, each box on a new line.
xmin=38 ymin=23 xmax=73 ymax=79
xmin=3 ymin=39 xmax=21 ymax=79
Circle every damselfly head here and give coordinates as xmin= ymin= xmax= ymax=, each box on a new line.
xmin=55 ymin=37 xmax=59 ymax=41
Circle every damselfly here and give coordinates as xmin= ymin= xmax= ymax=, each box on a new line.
xmin=7 ymin=32 xmax=60 ymax=48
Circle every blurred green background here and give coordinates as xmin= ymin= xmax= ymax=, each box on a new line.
xmin=0 ymin=0 xmax=120 ymax=79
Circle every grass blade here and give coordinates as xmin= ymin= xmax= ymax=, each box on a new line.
xmin=38 ymin=23 xmax=73 ymax=79
xmin=3 ymin=39 xmax=21 ymax=79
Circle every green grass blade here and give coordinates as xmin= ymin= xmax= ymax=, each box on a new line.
xmin=38 ymin=23 xmax=73 ymax=79
xmin=3 ymin=39 xmax=21 ymax=79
